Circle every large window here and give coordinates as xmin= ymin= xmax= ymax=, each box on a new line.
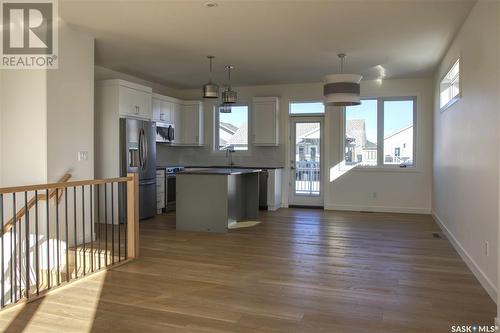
xmin=290 ymin=102 xmax=324 ymax=115
xmin=344 ymin=97 xmax=416 ymax=168
xmin=440 ymin=59 xmax=460 ymax=110
xmin=215 ymin=105 xmax=249 ymax=151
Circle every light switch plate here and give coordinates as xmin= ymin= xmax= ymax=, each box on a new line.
xmin=78 ymin=151 xmax=88 ymax=161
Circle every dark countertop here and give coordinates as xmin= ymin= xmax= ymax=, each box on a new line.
xmin=178 ymin=168 xmax=262 ymax=175
xmin=159 ymin=165 xmax=283 ymax=170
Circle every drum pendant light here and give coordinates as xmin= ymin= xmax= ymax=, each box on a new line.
xmin=323 ymin=53 xmax=362 ymax=106
xmin=202 ymin=56 xmax=219 ymax=99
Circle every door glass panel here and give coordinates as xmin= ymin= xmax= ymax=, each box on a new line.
xmin=295 ymin=122 xmax=320 ymax=196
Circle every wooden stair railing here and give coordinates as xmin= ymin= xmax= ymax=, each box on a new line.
xmin=2 ymin=173 xmax=72 ymax=234
xmin=0 ymin=173 xmax=139 ymax=310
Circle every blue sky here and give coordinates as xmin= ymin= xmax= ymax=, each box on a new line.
xmin=219 ymin=105 xmax=248 ymax=126
xmin=290 ymin=102 xmax=324 ymax=114
xmin=346 ymin=99 xmax=413 ymax=142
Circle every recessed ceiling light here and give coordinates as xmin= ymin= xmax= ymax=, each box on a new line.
xmin=204 ymin=1 xmax=218 ymax=8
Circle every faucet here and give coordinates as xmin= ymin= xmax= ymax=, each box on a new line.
xmin=225 ymin=145 xmax=235 ymax=168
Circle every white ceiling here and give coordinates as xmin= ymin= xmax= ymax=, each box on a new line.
xmin=60 ymin=0 xmax=476 ymax=89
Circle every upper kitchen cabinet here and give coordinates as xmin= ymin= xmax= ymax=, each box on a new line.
xmin=152 ymin=93 xmax=181 ymax=124
xmin=180 ymin=101 xmax=204 ymax=146
xmin=253 ymin=97 xmax=279 ymax=146
xmin=97 ymin=80 xmax=153 ymax=120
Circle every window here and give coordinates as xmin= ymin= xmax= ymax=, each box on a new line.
xmin=344 ymin=97 xmax=416 ymax=168
xmin=344 ymin=99 xmax=378 ymax=166
xmin=290 ymin=102 xmax=324 ymax=115
xmin=215 ymin=105 xmax=249 ymax=151
xmin=440 ymin=59 xmax=460 ymax=110
xmin=383 ymin=100 xmax=414 ymax=166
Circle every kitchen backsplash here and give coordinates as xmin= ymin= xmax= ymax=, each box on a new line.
xmin=156 ymin=144 xmax=286 ymax=167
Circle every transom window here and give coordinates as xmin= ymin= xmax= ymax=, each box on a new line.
xmin=290 ymin=102 xmax=324 ymax=115
xmin=214 ymin=105 xmax=249 ymax=151
xmin=343 ymin=97 xmax=416 ymax=168
xmin=440 ymin=59 xmax=460 ymax=111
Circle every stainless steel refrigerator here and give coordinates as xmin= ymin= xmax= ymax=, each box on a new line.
xmin=120 ymin=118 xmax=157 ymax=220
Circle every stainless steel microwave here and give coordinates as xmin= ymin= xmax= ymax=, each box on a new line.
xmin=156 ymin=122 xmax=175 ymax=143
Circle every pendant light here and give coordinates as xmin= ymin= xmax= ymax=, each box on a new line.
xmin=202 ymin=55 xmax=219 ymax=99
xmin=221 ymin=65 xmax=237 ymax=104
xmin=323 ymin=53 xmax=362 ymax=106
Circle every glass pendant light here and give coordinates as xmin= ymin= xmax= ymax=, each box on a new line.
xmin=221 ymin=65 xmax=237 ymax=104
xmin=323 ymin=53 xmax=362 ymax=106
xmin=219 ymin=65 xmax=237 ymax=113
xmin=202 ymin=56 xmax=219 ymax=99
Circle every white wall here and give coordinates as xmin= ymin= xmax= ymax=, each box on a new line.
xmin=47 ymin=22 xmax=95 ymax=182
xmin=432 ymin=0 xmax=500 ymax=303
xmin=0 ymin=70 xmax=48 ymax=186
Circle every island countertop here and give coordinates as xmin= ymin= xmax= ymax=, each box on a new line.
xmin=178 ymin=168 xmax=262 ymax=175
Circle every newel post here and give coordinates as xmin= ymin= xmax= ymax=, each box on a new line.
xmin=127 ymin=173 xmax=139 ymax=258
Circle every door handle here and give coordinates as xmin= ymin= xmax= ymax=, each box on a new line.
xmin=140 ymin=129 xmax=148 ymax=169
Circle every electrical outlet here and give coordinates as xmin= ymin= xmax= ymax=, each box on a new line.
xmin=78 ymin=151 xmax=88 ymax=161
xmin=485 ymin=241 xmax=489 ymax=257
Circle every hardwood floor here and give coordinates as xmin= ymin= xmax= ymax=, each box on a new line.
xmin=0 ymin=209 xmax=495 ymax=332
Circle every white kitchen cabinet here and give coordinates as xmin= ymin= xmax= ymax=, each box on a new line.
xmin=153 ymin=93 xmax=178 ymax=123
xmin=267 ymin=169 xmax=283 ymax=211
xmin=97 ymin=79 xmax=153 ymax=120
xmin=253 ymin=97 xmax=279 ymax=146
xmin=152 ymin=94 xmax=203 ymax=146
xmin=180 ymin=101 xmax=204 ymax=146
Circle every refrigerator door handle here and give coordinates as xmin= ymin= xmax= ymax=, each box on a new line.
xmin=139 ymin=128 xmax=147 ymax=170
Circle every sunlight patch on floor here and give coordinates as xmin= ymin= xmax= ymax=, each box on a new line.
xmin=0 ymin=270 xmax=108 ymax=333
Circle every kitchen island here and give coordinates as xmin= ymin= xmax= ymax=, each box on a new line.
xmin=176 ymin=168 xmax=261 ymax=232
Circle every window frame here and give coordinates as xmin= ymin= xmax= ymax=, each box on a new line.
xmin=213 ymin=103 xmax=251 ymax=155
xmin=340 ymin=96 xmax=417 ymax=171
xmin=439 ymin=58 xmax=461 ymax=112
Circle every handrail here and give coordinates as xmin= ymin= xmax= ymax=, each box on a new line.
xmin=0 ymin=176 xmax=131 ymax=195
xmin=2 ymin=173 xmax=72 ymax=233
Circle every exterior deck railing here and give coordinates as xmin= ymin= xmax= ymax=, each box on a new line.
xmin=295 ymin=161 xmax=320 ymax=195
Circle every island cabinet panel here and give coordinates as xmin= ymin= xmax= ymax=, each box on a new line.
xmin=253 ymin=97 xmax=279 ymax=146
xmin=176 ymin=174 xmax=229 ymax=233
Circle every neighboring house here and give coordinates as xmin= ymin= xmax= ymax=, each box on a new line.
xmin=226 ymin=122 xmax=248 ymax=150
xmin=295 ymin=123 xmax=320 ymax=162
xmin=345 ymin=119 xmax=377 ymax=165
xmin=219 ymin=122 xmax=238 ymax=147
xmin=383 ymin=124 xmax=413 ymax=164
xmin=345 ymin=119 xmax=413 ymax=166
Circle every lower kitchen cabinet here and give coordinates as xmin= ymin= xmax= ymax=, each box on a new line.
xmin=156 ymin=169 xmax=165 ymax=213
xmin=259 ymin=169 xmax=283 ymax=211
